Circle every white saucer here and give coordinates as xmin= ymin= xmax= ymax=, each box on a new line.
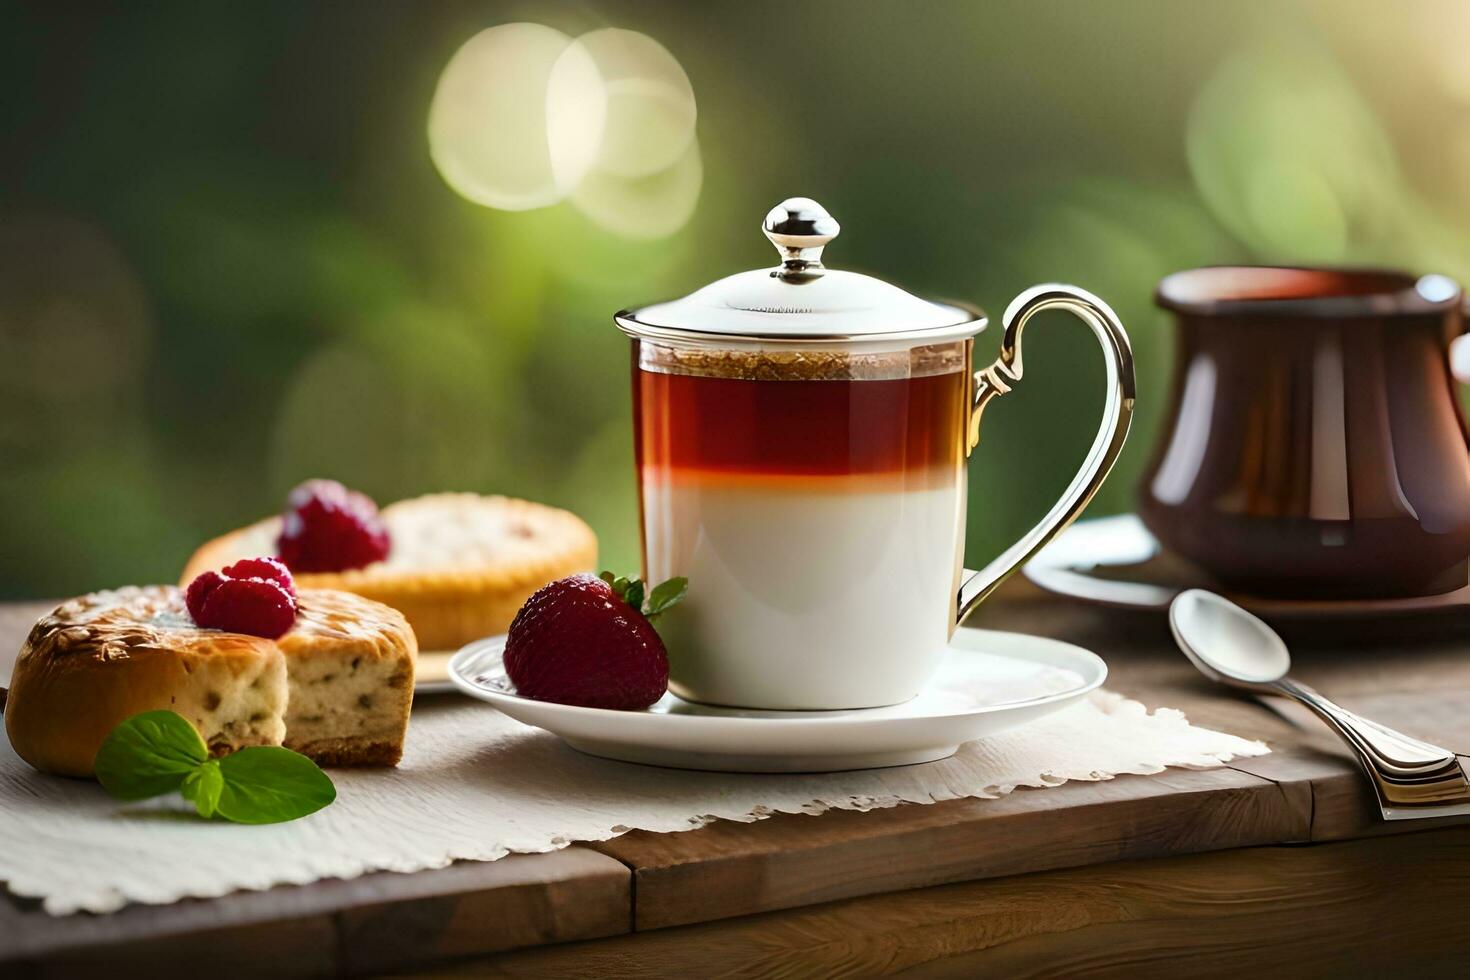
xmin=448 ymin=629 xmax=1106 ymax=772
xmin=413 ymin=646 xmax=486 ymax=696
xmin=1023 ymin=514 xmax=1470 ymax=621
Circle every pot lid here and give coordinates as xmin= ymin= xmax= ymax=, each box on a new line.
xmin=615 ymin=197 xmax=984 ymax=343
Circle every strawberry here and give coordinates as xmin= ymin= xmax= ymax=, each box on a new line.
xmin=503 ymin=572 xmax=687 ymax=710
xmin=275 ymin=479 xmax=390 ymax=572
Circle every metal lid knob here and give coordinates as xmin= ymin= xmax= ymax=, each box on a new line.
xmin=763 ymin=197 xmax=840 ymax=283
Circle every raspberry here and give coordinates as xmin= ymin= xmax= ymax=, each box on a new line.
xmin=196 ymin=577 xmax=298 ymax=639
xmin=185 ymin=570 xmax=227 ymax=623
xmin=275 ymin=479 xmax=390 ymax=572
xmin=503 ymin=574 xmax=669 ymax=710
xmin=220 ymin=557 xmax=296 ymax=598
xmin=185 ymin=558 xmax=299 ymax=638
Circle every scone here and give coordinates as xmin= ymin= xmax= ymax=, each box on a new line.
xmin=183 ymin=492 xmax=598 ymax=651
xmin=5 ymin=586 xmax=415 ymax=777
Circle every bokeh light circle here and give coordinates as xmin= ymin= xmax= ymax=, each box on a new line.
xmin=270 ymin=316 xmax=515 ymax=500
xmin=559 ymin=28 xmax=697 ymax=179
xmin=1185 ymin=43 xmax=1399 ymax=260
xmin=545 ymin=37 xmax=609 ymax=196
xmin=429 ymin=23 xmax=605 ymax=211
xmin=0 ymin=214 xmax=153 ymax=454
xmin=572 ymin=139 xmax=704 ymax=239
xmin=430 ymin=23 xmax=702 ymax=237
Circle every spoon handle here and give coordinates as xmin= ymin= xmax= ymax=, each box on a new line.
xmin=1276 ymin=679 xmax=1454 ymax=772
xmin=1269 ymin=679 xmax=1470 ymax=819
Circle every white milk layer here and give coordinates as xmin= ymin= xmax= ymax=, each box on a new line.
xmin=642 ymin=474 xmax=966 ymax=709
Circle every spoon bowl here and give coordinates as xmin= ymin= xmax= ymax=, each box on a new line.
xmin=1167 ymin=588 xmax=1470 ymax=821
xmin=1169 ymin=588 xmax=1291 ymax=689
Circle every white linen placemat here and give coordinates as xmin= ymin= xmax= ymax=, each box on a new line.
xmin=0 ymin=692 xmax=1267 ymax=915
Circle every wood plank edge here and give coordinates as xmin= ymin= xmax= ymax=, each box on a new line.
xmin=0 ymin=847 xmax=632 ymax=977
xmin=613 ymin=769 xmax=1307 ymax=930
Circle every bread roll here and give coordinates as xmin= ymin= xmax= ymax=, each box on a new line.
xmin=6 ymin=587 xmax=286 ymax=777
xmin=5 ymin=586 xmax=415 ymax=777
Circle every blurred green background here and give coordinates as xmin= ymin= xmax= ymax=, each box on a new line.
xmin=5 ymin=0 xmax=1470 ymax=599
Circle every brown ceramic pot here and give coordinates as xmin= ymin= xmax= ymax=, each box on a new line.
xmin=1139 ymin=266 xmax=1470 ymax=599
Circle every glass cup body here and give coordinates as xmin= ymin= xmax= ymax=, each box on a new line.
xmin=632 ymin=338 xmax=971 ymax=709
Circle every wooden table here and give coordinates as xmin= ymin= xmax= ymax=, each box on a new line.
xmin=2 ymin=582 xmax=1468 ymax=977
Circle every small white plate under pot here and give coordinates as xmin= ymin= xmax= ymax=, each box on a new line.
xmin=1022 ymin=513 xmax=1470 ymax=621
xmin=448 ymin=629 xmax=1107 ymax=773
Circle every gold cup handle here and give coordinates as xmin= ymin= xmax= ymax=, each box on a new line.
xmin=956 ymin=284 xmax=1137 ymax=625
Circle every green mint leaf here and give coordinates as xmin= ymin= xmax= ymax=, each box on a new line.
xmin=644 ymin=577 xmax=689 ymax=619
xmin=622 ymin=579 xmax=645 ymax=613
xmin=95 ymin=710 xmax=209 ymax=802
xmin=181 ymin=760 xmax=224 ymax=819
xmin=214 ymin=746 xmax=336 ymax=824
xmin=598 ymin=571 xmax=617 ymax=588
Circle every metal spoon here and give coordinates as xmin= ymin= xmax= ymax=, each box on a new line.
xmin=1169 ymin=588 xmax=1470 ymax=821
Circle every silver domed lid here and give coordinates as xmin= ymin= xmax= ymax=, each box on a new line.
xmin=615 ymin=197 xmax=986 ymax=345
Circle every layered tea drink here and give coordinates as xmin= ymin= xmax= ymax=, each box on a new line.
xmin=618 ymin=197 xmax=1135 ymax=711
xmin=634 ymin=340 xmax=971 ymax=709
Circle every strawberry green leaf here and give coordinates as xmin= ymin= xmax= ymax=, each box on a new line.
xmin=644 ymin=577 xmax=689 ymax=619
xmin=599 ymin=570 xmax=644 ymax=606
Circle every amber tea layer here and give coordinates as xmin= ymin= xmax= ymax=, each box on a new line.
xmin=634 ymin=343 xmax=969 ymax=484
